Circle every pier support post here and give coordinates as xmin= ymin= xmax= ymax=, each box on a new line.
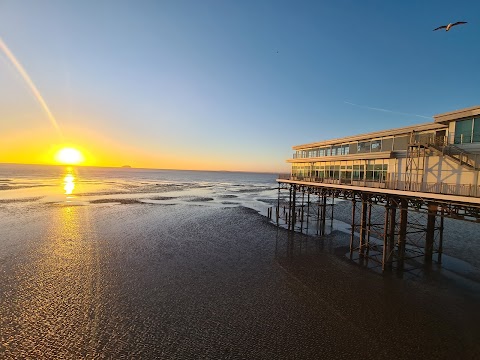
xmin=425 ymin=203 xmax=438 ymax=263
xmin=397 ymin=199 xmax=408 ymax=270
xmin=300 ymin=188 xmax=305 ymax=233
xmin=438 ymin=207 xmax=444 ymax=263
xmin=292 ymin=186 xmax=297 ymax=231
xmin=359 ymin=194 xmax=368 ymax=255
xmin=316 ymin=194 xmax=321 ymax=236
xmin=306 ymin=190 xmax=310 ymax=235
xmin=288 ymin=186 xmax=293 ymax=231
xmin=321 ymin=195 xmax=327 ymax=236
xmin=366 ymin=200 xmax=372 ymax=256
xmin=382 ymin=200 xmax=391 ymax=272
xmin=276 ymin=184 xmax=280 ymax=226
xmin=349 ymin=197 xmax=356 ymax=256
xmin=330 ymin=193 xmax=335 ymax=228
xmin=386 ymin=199 xmax=397 ymax=270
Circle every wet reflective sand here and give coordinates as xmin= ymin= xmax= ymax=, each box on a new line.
xmin=0 ymin=165 xmax=479 ymax=358
xmin=1 ymin=202 xmax=479 ymax=359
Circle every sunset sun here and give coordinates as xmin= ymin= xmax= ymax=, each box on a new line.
xmin=55 ymin=147 xmax=84 ymax=165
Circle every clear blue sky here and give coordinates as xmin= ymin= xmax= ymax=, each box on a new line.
xmin=1 ymin=0 xmax=479 ymax=172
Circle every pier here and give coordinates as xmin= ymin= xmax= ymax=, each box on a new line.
xmin=274 ymin=178 xmax=480 ymax=272
xmin=275 ymin=105 xmax=480 ymax=272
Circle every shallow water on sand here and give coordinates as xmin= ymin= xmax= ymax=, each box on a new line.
xmin=1 ymin=164 xmax=480 ymax=358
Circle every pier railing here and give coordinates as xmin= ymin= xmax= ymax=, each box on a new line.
xmin=277 ymin=174 xmax=480 ymax=198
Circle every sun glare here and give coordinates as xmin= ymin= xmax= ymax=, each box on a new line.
xmin=55 ymin=147 xmax=84 ymax=165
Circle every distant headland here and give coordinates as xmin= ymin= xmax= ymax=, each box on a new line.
xmin=121 ymin=165 xmax=132 ymax=168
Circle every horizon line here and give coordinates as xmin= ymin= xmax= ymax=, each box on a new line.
xmin=0 ymin=162 xmax=286 ymax=175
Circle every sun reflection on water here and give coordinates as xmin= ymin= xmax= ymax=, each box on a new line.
xmin=64 ymin=174 xmax=75 ymax=195
xmin=10 ymin=194 xmax=103 ymax=356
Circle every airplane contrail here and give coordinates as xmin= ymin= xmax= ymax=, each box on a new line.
xmin=0 ymin=36 xmax=63 ymax=137
xmin=344 ymin=101 xmax=431 ymax=120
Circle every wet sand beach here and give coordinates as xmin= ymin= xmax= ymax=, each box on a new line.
xmin=1 ymin=200 xmax=479 ymax=359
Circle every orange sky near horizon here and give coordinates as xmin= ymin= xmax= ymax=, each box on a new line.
xmin=0 ymin=123 xmax=281 ymax=172
xmin=0 ymin=50 xmax=287 ymax=173
xmin=0 ymin=34 xmax=288 ymax=173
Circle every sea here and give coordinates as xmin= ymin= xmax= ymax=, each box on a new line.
xmin=1 ymin=163 xmax=480 ymax=358
xmin=0 ymin=163 xmax=279 ymax=211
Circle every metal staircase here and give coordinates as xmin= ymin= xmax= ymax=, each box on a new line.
xmin=409 ymin=132 xmax=480 ymax=170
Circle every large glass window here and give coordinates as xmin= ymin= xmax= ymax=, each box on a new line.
xmin=455 ymin=119 xmax=473 ymax=144
xmin=371 ymin=140 xmax=381 ymax=152
xmin=365 ymin=164 xmax=387 ymax=181
xmin=341 ymin=165 xmax=352 ymax=182
xmin=473 ymin=118 xmax=480 ymax=143
xmin=357 ymin=141 xmax=370 ymax=153
xmin=314 ymin=165 xmax=325 ymax=178
xmin=353 ymin=165 xmax=364 ymax=180
xmin=333 ymin=165 xmax=340 ymax=179
xmin=308 ymin=149 xmax=318 ymax=158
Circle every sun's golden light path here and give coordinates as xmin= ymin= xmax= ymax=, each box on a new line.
xmin=0 ymin=36 xmax=63 ymax=138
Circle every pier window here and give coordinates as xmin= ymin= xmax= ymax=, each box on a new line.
xmin=333 ymin=145 xmax=349 ymax=155
xmin=366 ymin=165 xmax=374 ymax=180
xmin=454 ymin=118 xmax=480 ymax=144
xmin=357 ymin=141 xmax=370 ymax=153
xmin=454 ymin=119 xmax=473 ymax=144
xmin=341 ymin=165 xmax=352 ymax=182
xmin=353 ymin=165 xmax=364 ymax=180
xmin=333 ymin=165 xmax=340 ymax=179
xmin=293 ymin=164 xmax=312 ymax=178
xmin=324 ymin=165 xmax=340 ymax=179
xmin=314 ymin=165 xmax=325 ymax=178
xmin=371 ymin=140 xmax=381 ymax=152
xmin=366 ymin=164 xmax=387 ymax=181
xmin=475 ymin=118 xmax=480 ymax=142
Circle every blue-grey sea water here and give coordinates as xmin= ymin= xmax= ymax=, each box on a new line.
xmin=1 ymin=163 xmax=479 ymax=359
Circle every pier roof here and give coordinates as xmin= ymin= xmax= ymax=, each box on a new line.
xmin=434 ymin=105 xmax=480 ymax=124
xmin=292 ymin=122 xmax=445 ymax=150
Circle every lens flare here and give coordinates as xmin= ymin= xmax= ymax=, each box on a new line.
xmin=0 ymin=36 xmax=63 ymax=137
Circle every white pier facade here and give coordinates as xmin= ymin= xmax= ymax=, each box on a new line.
xmin=276 ymin=106 xmax=480 ymax=271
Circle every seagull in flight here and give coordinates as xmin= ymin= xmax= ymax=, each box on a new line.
xmin=433 ymin=21 xmax=467 ymax=31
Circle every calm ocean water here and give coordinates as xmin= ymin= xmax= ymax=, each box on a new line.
xmin=0 ymin=163 xmax=278 ymax=185
xmin=0 ymin=163 xmax=280 ymax=212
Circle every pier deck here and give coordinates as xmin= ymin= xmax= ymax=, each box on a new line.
xmin=275 ymin=178 xmax=480 ymax=272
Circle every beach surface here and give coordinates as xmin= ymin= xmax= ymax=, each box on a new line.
xmin=1 ymin=201 xmax=479 ymax=359
xmin=0 ymin=165 xmax=479 ymax=359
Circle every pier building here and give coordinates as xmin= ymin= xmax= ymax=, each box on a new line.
xmin=276 ymin=106 xmax=480 ymax=272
